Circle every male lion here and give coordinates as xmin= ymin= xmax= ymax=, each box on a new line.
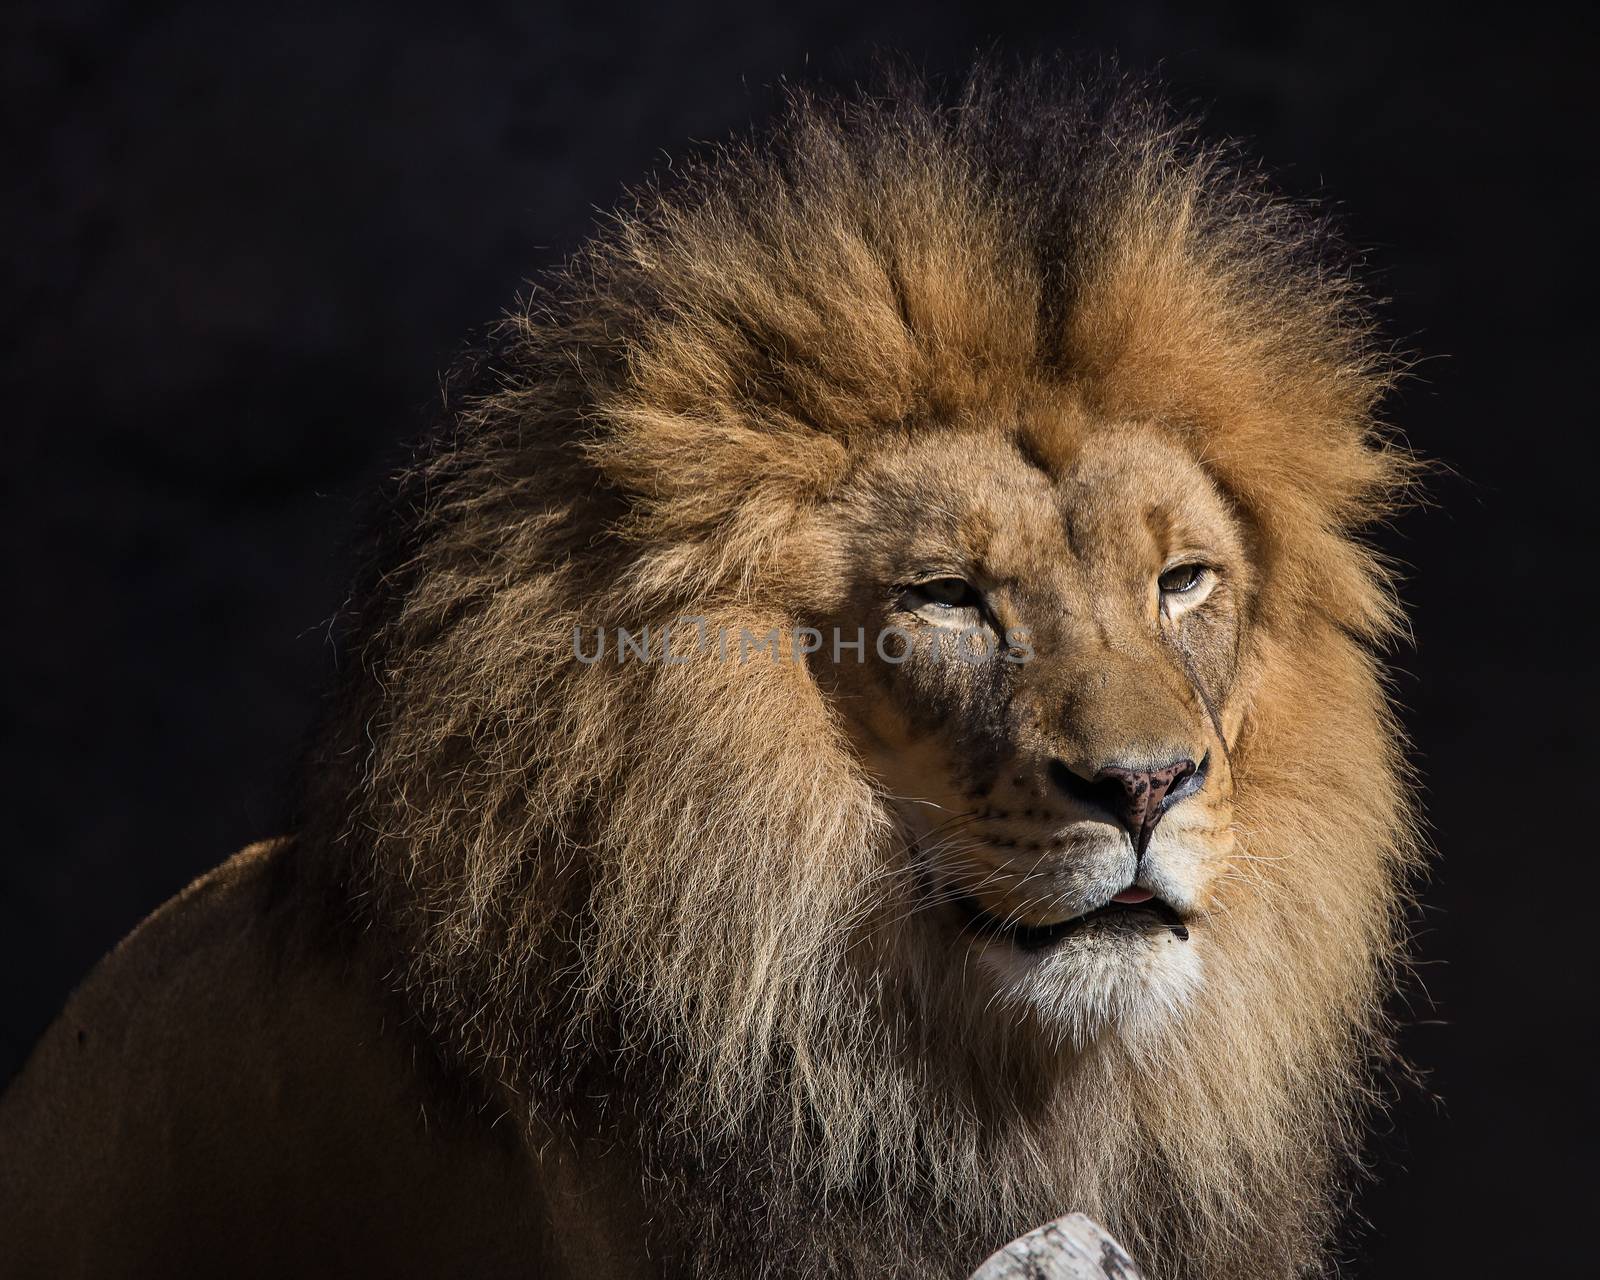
xmin=1 ymin=66 xmax=1421 ymax=1279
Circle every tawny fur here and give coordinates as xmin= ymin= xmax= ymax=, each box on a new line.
xmin=288 ymin=63 xmax=1421 ymax=1280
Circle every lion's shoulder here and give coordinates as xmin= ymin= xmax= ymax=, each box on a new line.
xmin=0 ymin=840 xmax=646 ymax=1279
xmin=3 ymin=840 xmax=293 ymax=1145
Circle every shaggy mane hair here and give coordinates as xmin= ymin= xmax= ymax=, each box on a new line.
xmin=302 ymin=62 xmax=1420 ymax=1280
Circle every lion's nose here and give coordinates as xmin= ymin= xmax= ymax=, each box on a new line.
xmin=1049 ymin=755 xmax=1206 ymax=857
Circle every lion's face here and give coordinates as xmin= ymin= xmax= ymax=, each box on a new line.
xmin=803 ymin=414 xmax=1254 ymax=1041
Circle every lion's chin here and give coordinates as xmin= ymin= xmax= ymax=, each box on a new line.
xmin=965 ymin=906 xmax=1204 ymax=1048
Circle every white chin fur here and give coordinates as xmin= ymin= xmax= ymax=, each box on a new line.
xmin=977 ymin=926 xmax=1203 ymax=1050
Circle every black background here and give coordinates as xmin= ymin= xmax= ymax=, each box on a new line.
xmin=4 ymin=1 xmax=1594 ymax=1273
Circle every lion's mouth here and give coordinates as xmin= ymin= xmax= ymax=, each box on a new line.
xmin=956 ymin=887 xmax=1190 ymax=951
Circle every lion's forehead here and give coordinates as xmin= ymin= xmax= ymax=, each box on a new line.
xmin=833 ymin=421 xmax=1246 ymax=593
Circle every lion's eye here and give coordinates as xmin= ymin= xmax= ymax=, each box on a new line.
xmin=1158 ymin=564 xmax=1208 ymax=595
xmin=907 ymin=577 xmax=981 ymax=610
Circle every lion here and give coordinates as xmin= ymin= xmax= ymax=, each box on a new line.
xmin=0 ymin=64 xmax=1421 ymax=1279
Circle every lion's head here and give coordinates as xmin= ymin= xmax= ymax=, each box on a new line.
xmin=305 ymin=64 xmax=1420 ymax=1280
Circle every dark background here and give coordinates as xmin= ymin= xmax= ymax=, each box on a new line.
xmin=4 ymin=1 xmax=1594 ymax=1273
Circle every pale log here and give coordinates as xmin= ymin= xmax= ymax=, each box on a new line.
xmin=968 ymin=1212 xmax=1144 ymax=1280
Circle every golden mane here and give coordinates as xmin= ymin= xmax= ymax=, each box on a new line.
xmin=303 ymin=63 xmax=1421 ymax=1279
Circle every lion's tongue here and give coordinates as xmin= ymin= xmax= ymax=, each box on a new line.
xmin=1111 ymin=887 xmax=1155 ymax=904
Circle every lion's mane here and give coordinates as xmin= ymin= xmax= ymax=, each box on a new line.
xmin=302 ymin=63 xmax=1420 ymax=1279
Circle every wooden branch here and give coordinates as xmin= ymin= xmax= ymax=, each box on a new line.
xmin=968 ymin=1212 xmax=1145 ymax=1280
